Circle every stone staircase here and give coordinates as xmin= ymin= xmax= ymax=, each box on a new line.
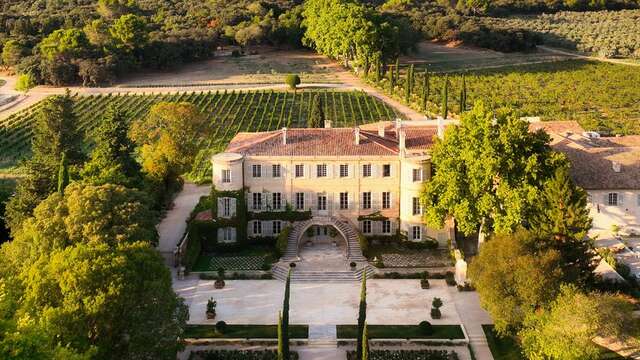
xmin=272 ymin=263 xmax=374 ymax=282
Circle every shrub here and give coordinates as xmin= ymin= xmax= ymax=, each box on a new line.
xmin=15 ymin=72 xmax=37 ymax=92
xmin=418 ymin=321 xmax=433 ymax=335
xmin=289 ymin=262 xmax=296 ymax=268
xmin=432 ymin=297 xmax=443 ymax=309
xmin=276 ymin=226 xmax=291 ymax=257
xmin=445 ymin=272 xmax=456 ymax=286
xmin=430 ymin=308 xmax=442 ymax=319
xmin=285 ymin=74 xmax=300 ymax=90
xmin=358 ymin=233 xmax=369 ymax=256
xmin=421 ymin=278 xmax=430 ymax=289
xmin=215 ymin=321 xmax=227 ymax=334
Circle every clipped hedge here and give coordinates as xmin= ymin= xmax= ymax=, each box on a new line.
xmin=276 ymin=226 xmax=291 ymax=257
xmin=190 ymin=350 xmax=299 ymax=360
xmin=347 ymin=349 xmax=458 ymax=360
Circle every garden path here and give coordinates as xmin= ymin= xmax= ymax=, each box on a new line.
xmin=157 ymin=182 xmax=210 ymax=265
xmin=447 ymin=287 xmax=494 ymax=360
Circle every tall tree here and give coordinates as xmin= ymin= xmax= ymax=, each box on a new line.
xmin=356 ymin=275 xmax=367 ymax=359
xmin=421 ymin=101 xmax=567 ymax=236
xmin=422 ymin=68 xmax=429 ymax=112
xmin=81 ymin=105 xmax=140 ymax=187
xmin=277 ymin=311 xmax=284 ymax=360
xmin=441 ymin=75 xmax=448 ymax=119
xmin=308 ymin=95 xmax=325 ymax=128
xmin=468 ymin=230 xmax=563 ymax=335
xmin=388 ymin=65 xmax=394 ymax=92
xmin=394 ymin=58 xmax=399 ymax=86
xmin=57 ymin=153 xmax=69 ymax=194
xmin=459 ymin=73 xmax=467 ymax=114
xmin=374 ymin=55 xmax=380 ymax=82
xmin=404 ymin=70 xmax=410 ymax=103
xmin=281 ymin=269 xmax=291 ymax=359
xmin=408 ymin=64 xmax=415 ymax=92
xmin=362 ymin=322 xmax=369 ymax=360
xmin=530 ymin=167 xmax=595 ymax=286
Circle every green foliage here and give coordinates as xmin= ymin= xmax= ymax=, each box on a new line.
xmin=1 ymin=40 xmax=24 ymax=67
xmin=307 ymin=94 xmax=325 ymax=128
xmin=277 ymin=312 xmax=284 ymax=360
xmin=347 ymin=349 xmax=455 ymax=360
xmin=191 ymin=349 xmax=300 ymax=360
xmin=440 ymin=75 xmax=448 ymax=119
xmin=285 ymin=74 xmax=301 ymax=90
xmin=109 ymin=14 xmax=148 ymax=50
xmin=39 ymin=28 xmax=90 ymax=60
xmin=468 ymin=230 xmax=563 ymax=335
xmin=276 ymin=226 xmax=291 ymax=258
xmin=422 ymin=101 xmax=567 ymax=236
xmin=57 ymin=153 xmax=69 ymax=194
xmin=357 ymin=275 xmax=367 ymax=359
xmin=432 ymin=297 xmax=443 ymax=309
xmin=358 ymin=233 xmax=369 ymax=256
xmin=14 ymin=72 xmax=36 ymax=92
xmin=282 ymin=269 xmax=291 ymax=359
xmin=519 ymin=284 xmax=640 ymax=360
xmin=362 ymin=323 xmax=369 ymax=360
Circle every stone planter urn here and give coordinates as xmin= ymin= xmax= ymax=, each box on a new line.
xmin=350 ymin=261 xmax=357 ymax=270
xmin=206 ymin=298 xmax=217 ymax=319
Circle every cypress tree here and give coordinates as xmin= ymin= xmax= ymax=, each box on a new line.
xmin=394 ymin=58 xmax=399 ymax=85
xmin=362 ymin=322 xmax=369 ymax=360
xmin=282 ymin=269 xmax=292 ymax=359
xmin=421 ymin=69 xmax=429 ymax=112
xmin=389 ymin=65 xmax=395 ymax=92
xmin=408 ymin=64 xmax=415 ymax=92
xmin=404 ymin=71 xmax=410 ymax=103
xmin=460 ymin=73 xmax=467 ymax=114
xmin=356 ymin=275 xmax=367 ymax=359
xmin=57 ymin=152 xmax=69 ymax=194
xmin=374 ymin=56 xmax=381 ymax=82
xmin=277 ymin=311 xmax=284 ymax=360
xmin=441 ymin=75 xmax=449 ymax=120
xmin=308 ymin=95 xmax=325 ymax=128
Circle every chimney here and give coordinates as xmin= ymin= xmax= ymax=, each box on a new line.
xmin=324 ymin=120 xmax=332 ymax=128
xmin=437 ymin=117 xmax=444 ymax=139
xmin=354 ymin=127 xmax=361 ymax=145
xmin=399 ymin=128 xmax=406 ymax=152
xmin=612 ymin=161 xmax=621 ymax=173
xmin=378 ymin=123 xmax=385 ymax=137
xmin=282 ymin=127 xmax=287 ymax=145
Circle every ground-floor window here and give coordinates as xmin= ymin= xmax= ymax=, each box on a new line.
xmin=253 ymin=221 xmax=262 ymax=235
xmin=412 ymin=225 xmax=421 ymax=241
xmin=219 ymin=227 xmax=236 ymax=243
xmin=273 ymin=220 xmax=282 ymax=235
xmin=317 ymin=194 xmax=327 ymax=211
xmin=382 ymin=220 xmax=391 ymax=234
xmin=362 ymin=220 xmax=372 ymax=234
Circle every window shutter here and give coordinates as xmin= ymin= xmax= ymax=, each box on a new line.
xmin=327 ymin=164 xmax=333 ymax=178
xmin=264 ymin=221 xmax=272 ymax=236
xmin=230 ymin=198 xmax=237 ymax=217
xmin=372 ymin=192 xmax=380 ymax=209
xmin=619 ymin=193 xmax=624 ymax=206
xmin=348 ymin=164 xmax=354 ymax=178
xmin=230 ymin=228 xmax=237 ymax=242
xmin=248 ymin=192 xmax=253 ymax=210
xmin=217 ymin=228 xmax=223 ymax=241
xmin=217 ymin=198 xmax=224 ymax=217
xmin=603 ymin=193 xmax=609 ymax=204
xmin=309 ymin=192 xmax=316 ymax=210
xmin=371 ymin=164 xmax=378 ymax=178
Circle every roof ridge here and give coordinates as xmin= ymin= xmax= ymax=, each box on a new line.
xmin=360 ymin=131 xmax=399 ymax=154
xmin=227 ymin=130 xmax=282 ymax=153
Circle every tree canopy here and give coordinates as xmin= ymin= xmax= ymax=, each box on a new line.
xmin=421 ymin=101 xmax=567 ymax=236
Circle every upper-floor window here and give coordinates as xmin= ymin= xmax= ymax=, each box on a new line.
xmin=382 ymin=192 xmax=391 ymax=209
xmin=317 ymin=194 xmax=327 ymax=211
xmin=382 ymin=220 xmax=391 ymax=234
xmin=340 ymin=164 xmax=349 ymax=178
xmin=362 ymin=192 xmax=372 ymax=209
xmin=272 ymin=192 xmax=282 ymax=210
xmin=252 ymin=164 xmax=262 ymax=178
xmin=272 ymin=164 xmax=281 ymax=178
xmin=252 ymin=193 xmax=262 ymax=210
xmin=273 ymin=220 xmax=282 ymax=235
xmin=221 ymin=169 xmax=231 ymax=183
xmin=362 ymin=220 xmax=372 ymax=234
xmin=253 ymin=221 xmax=262 ymax=235
xmin=608 ymin=192 xmax=619 ymax=206
xmin=295 ymin=164 xmax=304 ymax=178
xmin=412 ymin=168 xmax=422 ymax=182
xmin=412 ymin=197 xmax=422 ymax=215
xmin=362 ymin=164 xmax=372 ymax=177
xmin=412 ymin=226 xmax=421 ymax=240
xmin=382 ymin=164 xmax=391 ymax=177
xmin=317 ymin=164 xmax=327 ymax=177
xmin=295 ymin=192 xmax=305 ymax=210
xmin=222 ymin=198 xmax=231 ymax=217
xmin=340 ymin=192 xmax=349 ymax=209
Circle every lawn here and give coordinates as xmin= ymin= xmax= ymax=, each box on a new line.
xmin=184 ymin=324 xmax=309 ymax=339
xmin=193 ymin=246 xmax=278 ymax=272
xmin=336 ymin=324 xmax=464 ymax=340
xmin=366 ymin=243 xmax=450 ymax=268
xmin=482 ymin=325 xmax=627 ymax=360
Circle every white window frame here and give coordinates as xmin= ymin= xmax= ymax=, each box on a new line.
xmin=339 ymin=192 xmax=349 ymax=210
xmin=272 ymin=221 xmax=282 ymax=235
xmin=272 ymin=192 xmax=282 ymax=210
xmin=317 ymin=194 xmax=327 ymax=211
xmin=382 ymin=164 xmax=391 ymax=177
xmin=222 ymin=197 xmax=231 ymax=217
xmin=272 ymin=164 xmax=281 ymax=178
xmin=412 ymin=197 xmax=422 ymax=215
xmin=222 ymin=227 xmax=233 ymax=242
xmin=608 ymin=192 xmax=618 ymax=206
xmin=252 ymin=164 xmax=262 ymax=178
xmin=412 ymin=168 xmax=422 ymax=182
xmin=253 ymin=221 xmax=262 ymax=235
xmin=382 ymin=192 xmax=391 ymax=209
xmin=362 ymin=164 xmax=372 ymax=177
xmin=252 ymin=193 xmax=262 ymax=210
xmin=317 ymin=164 xmax=327 ymax=177
xmin=382 ymin=220 xmax=391 ymax=234
xmin=362 ymin=192 xmax=372 ymax=209
xmin=363 ymin=220 xmax=372 ymax=234
xmin=295 ymin=164 xmax=304 ymax=178
xmin=221 ymin=169 xmax=231 ymax=183
xmin=340 ymin=164 xmax=349 ymax=178
xmin=295 ymin=192 xmax=305 ymax=210
xmin=412 ymin=226 xmax=421 ymax=241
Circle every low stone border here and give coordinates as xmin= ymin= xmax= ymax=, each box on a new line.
xmin=184 ymin=339 xmax=308 ymax=346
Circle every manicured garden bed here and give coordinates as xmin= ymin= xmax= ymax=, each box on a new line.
xmin=190 ymin=349 xmax=299 ymax=360
xmin=347 ymin=349 xmax=457 ymax=360
xmin=336 ymin=324 xmax=464 ymax=340
xmin=184 ymin=324 xmax=309 ymax=339
xmin=366 ymin=244 xmax=450 ymax=268
xmin=193 ymin=246 xmax=278 ymax=271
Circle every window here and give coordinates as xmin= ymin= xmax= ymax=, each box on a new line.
xmin=253 ymin=221 xmax=262 ymax=235
xmin=317 ymin=194 xmax=327 ymax=211
xmin=363 ymin=220 xmax=372 ymax=234
xmin=272 ymin=221 xmax=282 ymax=235
xmin=412 ymin=226 xmax=421 ymax=240
xmin=608 ymin=192 xmax=619 ymax=206
xmin=412 ymin=168 xmax=422 ymax=182
xmin=222 ymin=228 xmax=234 ymax=242
xmin=340 ymin=164 xmax=349 ymax=178
xmin=383 ymin=164 xmax=391 ymax=177
xmin=362 ymin=192 xmax=371 ymax=209
xmin=252 ymin=193 xmax=262 ymax=210
xmin=295 ymin=192 xmax=305 ymax=210
xmin=382 ymin=220 xmax=391 ymax=234
xmin=221 ymin=169 xmax=231 ymax=183
xmin=340 ymin=192 xmax=349 ymax=209
xmin=382 ymin=192 xmax=391 ymax=209
xmin=412 ymin=197 xmax=422 ymax=215
xmin=295 ymin=164 xmax=304 ymax=178
xmin=317 ymin=164 xmax=327 ymax=177
xmin=222 ymin=198 xmax=231 ymax=217
xmin=252 ymin=164 xmax=262 ymax=178
xmin=272 ymin=192 xmax=282 ymax=210
xmin=272 ymin=164 xmax=281 ymax=178
xmin=362 ymin=164 xmax=372 ymax=177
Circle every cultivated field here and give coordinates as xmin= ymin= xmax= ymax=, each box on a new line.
xmin=0 ymin=90 xmax=400 ymax=179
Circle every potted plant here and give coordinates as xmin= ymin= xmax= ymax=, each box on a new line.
xmin=430 ymin=297 xmax=443 ymax=319
xmin=420 ymin=272 xmax=430 ymax=289
xmin=214 ymin=268 xmax=226 ymax=289
xmin=289 ymin=262 xmax=296 ymax=268
xmin=206 ymin=298 xmax=217 ymax=319
xmin=350 ymin=261 xmax=357 ymax=270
